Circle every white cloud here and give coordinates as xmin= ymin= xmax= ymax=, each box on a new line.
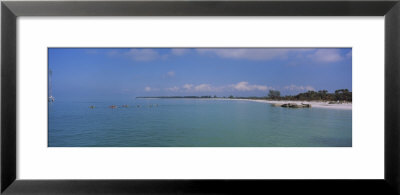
xmin=106 ymin=48 xmax=350 ymax=65
xmin=166 ymin=86 xmax=180 ymax=92
xmin=284 ymin=84 xmax=315 ymax=92
xmin=171 ymin=49 xmax=189 ymax=56
xmin=125 ymin=49 xmax=160 ymax=61
xmin=231 ymin=81 xmax=269 ymax=91
xmin=165 ymin=82 xmax=269 ymax=93
xmin=196 ymin=48 xmax=350 ymax=64
xmin=183 ymin=84 xmax=193 ymax=90
xmin=144 ymin=86 xmax=160 ymax=92
xmin=166 ymin=83 xmax=218 ymax=92
xmin=307 ymin=49 xmax=344 ymax=63
xmin=194 ymin=84 xmax=214 ymax=92
xmin=197 ymin=48 xmax=290 ymax=61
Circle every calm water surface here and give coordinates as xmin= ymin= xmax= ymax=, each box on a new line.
xmin=49 ymin=99 xmax=352 ymax=147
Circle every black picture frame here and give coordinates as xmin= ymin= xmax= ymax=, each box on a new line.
xmin=2 ymin=0 xmax=400 ymax=194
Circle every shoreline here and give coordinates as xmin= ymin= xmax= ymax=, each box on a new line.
xmin=235 ymin=99 xmax=352 ymax=110
xmin=137 ymin=97 xmax=352 ymax=110
xmin=206 ymin=98 xmax=351 ymax=110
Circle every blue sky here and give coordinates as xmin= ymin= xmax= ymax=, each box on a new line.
xmin=49 ymin=48 xmax=352 ymax=101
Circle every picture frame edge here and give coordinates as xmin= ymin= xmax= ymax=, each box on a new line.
xmin=2 ymin=0 xmax=400 ymax=194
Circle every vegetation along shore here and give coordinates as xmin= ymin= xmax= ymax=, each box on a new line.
xmin=137 ymin=89 xmax=352 ymax=110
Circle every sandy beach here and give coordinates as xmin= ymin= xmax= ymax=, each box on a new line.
xmin=211 ymin=98 xmax=351 ymax=110
xmin=239 ymin=99 xmax=352 ymax=110
xmin=142 ymin=98 xmax=352 ymax=110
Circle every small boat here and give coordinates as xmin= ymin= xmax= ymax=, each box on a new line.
xmin=109 ymin=105 xmax=117 ymax=109
xmin=48 ymin=69 xmax=55 ymax=102
xmin=122 ymin=104 xmax=129 ymax=108
xmin=89 ymin=105 xmax=95 ymax=109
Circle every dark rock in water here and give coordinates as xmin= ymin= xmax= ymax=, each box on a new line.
xmin=281 ymin=103 xmax=297 ymax=108
xmin=281 ymin=103 xmax=311 ymax=108
xmin=89 ymin=105 xmax=95 ymax=109
xmin=292 ymin=104 xmax=303 ymax=108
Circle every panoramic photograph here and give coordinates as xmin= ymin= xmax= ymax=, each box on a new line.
xmin=48 ymin=48 xmax=352 ymax=147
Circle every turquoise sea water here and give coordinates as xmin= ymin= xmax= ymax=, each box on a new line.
xmin=48 ymin=99 xmax=352 ymax=147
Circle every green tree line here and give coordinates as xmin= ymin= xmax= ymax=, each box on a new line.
xmin=267 ymin=89 xmax=352 ymax=102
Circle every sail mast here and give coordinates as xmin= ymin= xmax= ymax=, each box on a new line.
xmin=49 ymin=69 xmax=54 ymax=102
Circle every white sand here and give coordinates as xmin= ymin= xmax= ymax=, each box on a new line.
xmin=212 ymin=98 xmax=352 ymax=110
xmin=141 ymin=98 xmax=352 ymax=110
xmin=242 ymin=99 xmax=352 ymax=110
